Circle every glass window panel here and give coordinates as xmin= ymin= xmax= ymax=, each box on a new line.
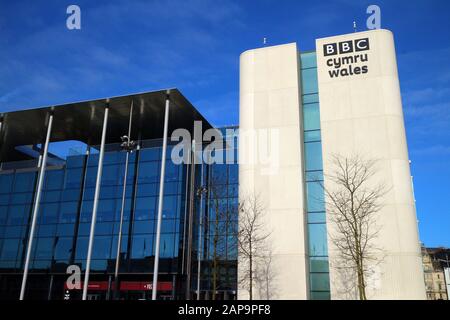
xmin=42 ymin=190 xmax=61 ymax=203
xmin=140 ymin=148 xmax=161 ymax=162
xmin=80 ymin=201 xmax=93 ymax=222
xmin=165 ymin=161 xmax=180 ymax=182
xmin=0 ymin=206 xmax=8 ymax=225
xmin=37 ymin=224 xmax=56 ymax=237
xmin=32 ymin=260 xmax=51 ymax=270
xmin=61 ymin=188 xmax=81 ymax=202
xmin=161 ymin=219 xmax=176 ymax=233
xmin=99 ymin=186 xmax=117 ymax=199
xmin=4 ymin=225 xmax=24 ymax=238
xmin=53 ymin=237 xmax=73 ymax=261
xmin=306 ymin=171 xmax=323 ymax=182
xmin=0 ymin=194 xmax=10 ymax=206
xmin=10 ymin=192 xmax=34 ymax=205
xmin=97 ymin=199 xmax=115 ymax=222
xmin=163 ymin=195 xmax=179 ymax=219
xmin=90 ymin=259 xmax=107 ymax=272
xmin=114 ymin=198 xmax=132 ymax=221
xmin=133 ymin=220 xmax=154 ymax=234
xmin=83 ymin=187 xmax=95 ymax=201
xmin=96 ymin=222 xmax=114 ymax=235
xmin=77 ymin=223 xmax=91 ymax=236
xmin=44 ymin=170 xmax=64 ymax=190
xmin=228 ymin=164 xmax=238 ymax=184
xmin=306 ymin=181 xmax=325 ymax=212
xmin=113 ymin=221 xmax=129 ymax=234
xmin=111 ymin=235 xmax=128 ymax=259
xmin=115 ymin=185 xmax=134 ymax=199
xmin=308 ymin=211 xmax=326 ymax=224
xmin=165 ymin=182 xmax=179 ymax=195
xmin=7 ymin=205 xmax=31 ymax=225
xmin=40 ymin=203 xmax=59 ymax=224
xmin=85 ymin=166 xmax=99 ymax=187
xmin=1 ymin=238 xmax=21 ymax=260
xmin=301 ymin=52 xmax=317 ymax=69
xmin=211 ymin=164 xmax=227 ymax=184
xmin=304 ymin=130 xmax=321 ymax=143
xmin=310 ymin=257 xmax=330 ymax=273
xmin=301 ymin=68 xmax=318 ymax=94
xmin=56 ymin=223 xmax=75 ymax=236
xmin=138 ymin=162 xmax=160 ymax=183
xmin=87 ymin=154 xmax=99 ymax=167
xmin=310 ymin=290 xmax=331 ymax=300
xmin=136 ymin=183 xmax=158 ymax=197
xmin=0 ymin=174 xmax=14 ymax=194
xmin=117 ymin=163 xmax=136 ymax=185
xmin=310 ymin=273 xmax=330 ymax=291
xmin=13 ymin=172 xmax=37 ymax=192
xmin=34 ymin=237 xmax=54 ymax=259
xmin=92 ymin=236 xmax=112 ymax=259
xmin=160 ymin=234 xmax=175 ymax=258
xmin=131 ymin=234 xmax=153 ymax=259
xmin=75 ymin=236 xmax=88 ymax=259
xmin=0 ymin=260 xmax=16 ymax=269
xmin=135 ymin=197 xmax=156 ymax=220
xmin=65 ymin=168 xmax=83 ymax=189
xmin=308 ymin=223 xmax=328 ymax=256
xmin=102 ymin=165 xmax=119 ymax=186
xmin=66 ymin=155 xmax=85 ymax=168
xmin=302 ymin=93 xmax=319 ymax=104
xmin=305 ymin=142 xmax=323 ymax=171
xmin=59 ymin=201 xmax=79 ymax=223
xmin=103 ymin=152 xmax=122 ymax=165
xmin=303 ymin=103 xmax=321 ymax=131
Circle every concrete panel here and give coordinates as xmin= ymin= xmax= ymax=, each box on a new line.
xmin=316 ymin=29 xmax=426 ymax=299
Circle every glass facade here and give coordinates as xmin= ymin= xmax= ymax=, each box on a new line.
xmin=192 ymin=127 xmax=239 ymax=300
xmin=0 ymin=134 xmax=238 ymax=300
xmin=300 ymin=51 xmax=331 ymax=300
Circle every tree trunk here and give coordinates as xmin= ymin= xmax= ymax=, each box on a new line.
xmin=249 ymin=240 xmax=253 ymax=300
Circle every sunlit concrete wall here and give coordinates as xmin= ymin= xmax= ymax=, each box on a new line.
xmin=238 ymin=43 xmax=309 ymax=299
xmin=316 ymin=29 xmax=426 ymax=300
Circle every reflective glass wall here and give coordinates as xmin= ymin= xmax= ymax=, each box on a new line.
xmin=0 ymin=131 xmax=240 ymax=300
xmin=191 ymin=126 xmax=239 ymax=300
xmin=300 ymin=52 xmax=331 ymax=300
xmin=0 ymin=140 xmax=187 ymax=300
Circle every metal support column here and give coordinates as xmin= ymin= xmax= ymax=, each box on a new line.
xmin=152 ymin=92 xmax=170 ymax=300
xmin=20 ymin=112 xmax=54 ymax=300
xmin=196 ymin=163 xmax=205 ymax=300
xmin=82 ymin=104 xmax=110 ymax=300
xmin=185 ymin=140 xmax=196 ymax=300
xmin=113 ymin=101 xmax=134 ymax=300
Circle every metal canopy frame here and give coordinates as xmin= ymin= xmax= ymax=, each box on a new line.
xmin=0 ymin=89 xmax=211 ymax=162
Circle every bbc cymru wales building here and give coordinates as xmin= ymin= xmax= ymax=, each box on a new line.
xmin=0 ymin=29 xmax=426 ymax=300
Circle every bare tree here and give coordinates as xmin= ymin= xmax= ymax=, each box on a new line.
xmin=255 ymin=244 xmax=278 ymax=300
xmin=207 ymin=172 xmax=232 ymax=300
xmin=238 ymin=193 xmax=271 ymax=300
xmin=321 ymin=154 xmax=386 ymax=300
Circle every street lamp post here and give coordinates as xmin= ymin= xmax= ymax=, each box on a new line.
xmin=196 ymin=175 xmax=208 ymax=300
xmin=113 ymin=102 xmax=135 ymax=300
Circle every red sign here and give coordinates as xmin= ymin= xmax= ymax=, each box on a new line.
xmin=65 ymin=281 xmax=172 ymax=292
xmin=120 ymin=281 xmax=172 ymax=291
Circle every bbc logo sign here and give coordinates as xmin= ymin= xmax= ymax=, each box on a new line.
xmin=323 ymin=38 xmax=370 ymax=56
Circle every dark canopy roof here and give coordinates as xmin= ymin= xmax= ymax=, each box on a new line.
xmin=0 ymin=89 xmax=212 ymax=162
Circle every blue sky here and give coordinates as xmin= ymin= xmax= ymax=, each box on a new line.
xmin=0 ymin=0 xmax=449 ymax=247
